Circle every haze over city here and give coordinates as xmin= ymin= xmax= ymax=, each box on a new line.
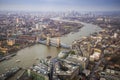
xmin=0 ymin=0 xmax=120 ymax=11
xmin=0 ymin=0 xmax=120 ymax=80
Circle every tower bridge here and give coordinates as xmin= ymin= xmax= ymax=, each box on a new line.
xmin=39 ymin=36 xmax=71 ymax=49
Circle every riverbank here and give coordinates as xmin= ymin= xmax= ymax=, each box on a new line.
xmin=0 ymin=43 xmax=36 ymax=63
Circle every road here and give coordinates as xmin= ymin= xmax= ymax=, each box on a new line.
xmin=89 ymin=48 xmax=105 ymax=79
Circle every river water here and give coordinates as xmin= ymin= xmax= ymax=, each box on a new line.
xmin=0 ymin=21 xmax=102 ymax=74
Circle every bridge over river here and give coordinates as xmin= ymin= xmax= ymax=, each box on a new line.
xmin=0 ymin=18 xmax=102 ymax=75
xmin=38 ymin=37 xmax=71 ymax=49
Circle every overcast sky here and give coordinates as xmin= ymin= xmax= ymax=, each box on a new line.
xmin=0 ymin=0 xmax=120 ymax=11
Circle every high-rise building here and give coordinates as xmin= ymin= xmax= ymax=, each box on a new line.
xmin=16 ymin=18 xmax=19 ymax=24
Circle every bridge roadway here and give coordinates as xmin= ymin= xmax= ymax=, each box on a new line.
xmin=38 ymin=40 xmax=71 ymax=49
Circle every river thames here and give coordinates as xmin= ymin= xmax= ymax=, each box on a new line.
xmin=0 ymin=21 xmax=102 ymax=74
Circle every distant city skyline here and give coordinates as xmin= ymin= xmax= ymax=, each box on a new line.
xmin=0 ymin=0 xmax=120 ymax=12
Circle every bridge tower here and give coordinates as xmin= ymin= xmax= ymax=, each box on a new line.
xmin=46 ymin=36 xmax=50 ymax=46
xmin=57 ymin=37 xmax=60 ymax=47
